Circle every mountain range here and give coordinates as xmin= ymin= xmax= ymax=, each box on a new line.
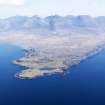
xmin=1 ymin=15 xmax=105 ymax=34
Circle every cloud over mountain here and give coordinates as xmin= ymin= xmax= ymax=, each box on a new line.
xmin=0 ymin=0 xmax=25 ymax=5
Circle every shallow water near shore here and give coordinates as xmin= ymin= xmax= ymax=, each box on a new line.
xmin=0 ymin=43 xmax=105 ymax=105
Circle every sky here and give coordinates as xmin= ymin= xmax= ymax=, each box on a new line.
xmin=0 ymin=0 xmax=105 ymax=18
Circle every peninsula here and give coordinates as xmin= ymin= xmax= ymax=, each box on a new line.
xmin=0 ymin=33 xmax=105 ymax=79
xmin=0 ymin=15 xmax=105 ymax=79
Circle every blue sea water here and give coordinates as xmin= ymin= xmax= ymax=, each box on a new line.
xmin=0 ymin=43 xmax=105 ymax=105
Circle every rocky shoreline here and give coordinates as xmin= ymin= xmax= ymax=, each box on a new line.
xmin=1 ymin=34 xmax=105 ymax=79
xmin=13 ymin=43 xmax=105 ymax=79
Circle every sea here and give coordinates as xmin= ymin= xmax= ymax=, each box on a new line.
xmin=0 ymin=43 xmax=105 ymax=105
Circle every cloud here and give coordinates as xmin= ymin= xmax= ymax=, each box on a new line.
xmin=0 ymin=0 xmax=25 ymax=6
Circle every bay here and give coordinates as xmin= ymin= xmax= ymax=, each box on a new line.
xmin=0 ymin=43 xmax=105 ymax=105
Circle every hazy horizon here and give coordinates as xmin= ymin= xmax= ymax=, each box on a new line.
xmin=1 ymin=14 xmax=105 ymax=20
xmin=0 ymin=0 xmax=105 ymax=18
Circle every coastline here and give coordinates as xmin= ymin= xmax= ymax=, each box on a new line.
xmin=1 ymin=34 xmax=105 ymax=79
xmin=13 ymin=43 xmax=105 ymax=79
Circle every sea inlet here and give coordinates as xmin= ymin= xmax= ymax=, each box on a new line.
xmin=0 ymin=43 xmax=105 ymax=105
